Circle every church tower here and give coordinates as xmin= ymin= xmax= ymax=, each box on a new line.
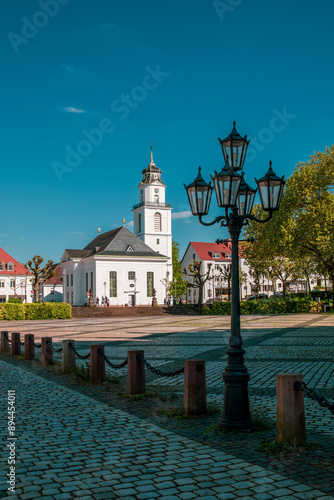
xmin=132 ymin=147 xmax=173 ymax=272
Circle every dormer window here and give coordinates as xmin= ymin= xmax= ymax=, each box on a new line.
xmin=126 ymin=245 xmax=134 ymax=252
xmin=0 ymin=263 xmax=4 ymax=271
xmin=7 ymin=262 xmax=13 ymax=271
xmin=213 ymin=253 xmax=220 ymax=259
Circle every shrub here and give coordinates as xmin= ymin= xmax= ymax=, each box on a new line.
xmin=7 ymin=297 xmax=23 ymax=304
xmin=0 ymin=303 xmax=25 ymax=320
xmin=0 ymin=302 xmax=71 ymax=320
xmin=204 ymin=298 xmax=321 ymax=315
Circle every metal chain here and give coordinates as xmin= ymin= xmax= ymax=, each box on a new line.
xmin=3 ymin=332 xmax=11 ymax=343
xmin=136 ymin=354 xmax=184 ymax=377
xmin=28 ymin=336 xmax=41 ymax=348
xmin=68 ymin=342 xmax=90 ymax=360
xmin=46 ymin=340 xmax=63 ymax=353
xmin=15 ymin=334 xmax=24 ymax=346
xmin=294 ymin=381 xmax=334 ymax=414
xmin=97 ymin=348 xmax=128 ymax=369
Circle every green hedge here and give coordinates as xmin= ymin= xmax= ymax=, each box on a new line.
xmin=291 ymin=291 xmax=333 ymax=300
xmin=0 ymin=302 xmax=72 ymax=320
xmin=204 ymin=298 xmax=320 ymax=315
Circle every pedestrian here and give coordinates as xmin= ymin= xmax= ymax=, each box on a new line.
xmin=96 ymin=297 xmax=100 ymax=307
xmin=101 ymin=296 xmax=105 ymax=307
xmin=107 ymin=298 xmax=110 ymax=307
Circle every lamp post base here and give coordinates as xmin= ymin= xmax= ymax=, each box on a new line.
xmin=220 ymin=348 xmax=252 ymax=429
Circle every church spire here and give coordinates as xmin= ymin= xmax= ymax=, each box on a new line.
xmin=150 ymin=142 xmax=153 ymax=163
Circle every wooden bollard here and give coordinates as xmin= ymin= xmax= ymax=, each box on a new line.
xmin=127 ymin=350 xmax=145 ymax=395
xmin=11 ymin=332 xmax=21 ymax=356
xmin=0 ymin=331 xmax=10 ymax=353
xmin=24 ymin=334 xmax=35 ymax=360
xmin=41 ymin=337 xmax=53 ymax=366
xmin=184 ymin=359 xmax=207 ymax=416
xmin=62 ymin=339 xmax=76 ymax=373
xmin=90 ymin=345 xmax=105 ymax=383
xmin=276 ymin=373 xmax=306 ymax=446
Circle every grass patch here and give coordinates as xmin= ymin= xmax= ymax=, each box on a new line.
xmin=72 ymin=361 xmax=91 ymax=383
xmin=161 ymin=407 xmax=185 ymax=419
xmin=251 ymin=410 xmax=271 ymax=432
xmin=205 ymin=423 xmax=220 ymax=434
xmin=130 ymin=392 xmax=158 ymax=401
xmin=256 ymin=438 xmax=295 ymax=455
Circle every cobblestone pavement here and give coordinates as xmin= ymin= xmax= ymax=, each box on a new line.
xmin=0 ymin=313 xmax=334 ymax=499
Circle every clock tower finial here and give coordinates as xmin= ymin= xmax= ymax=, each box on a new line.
xmin=150 ymin=142 xmax=153 ymax=163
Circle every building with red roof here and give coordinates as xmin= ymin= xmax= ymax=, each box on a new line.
xmin=0 ymin=248 xmax=33 ymax=303
xmin=181 ymin=240 xmax=254 ymax=304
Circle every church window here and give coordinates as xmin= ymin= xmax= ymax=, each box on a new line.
xmin=128 ymin=271 xmax=135 ymax=280
xmin=85 ymin=273 xmax=88 ymax=292
xmin=70 ymin=274 xmax=73 ymax=286
xmin=154 ymin=194 xmax=159 ymax=204
xmin=66 ymin=275 xmax=69 ymax=287
xmin=147 ymin=272 xmax=154 ymax=297
xmin=156 ymin=239 xmax=159 ymax=245
xmin=140 ymin=190 xmax=144 ymax=202
xmin=154 ymin=212 xmax=161 ymax=232
xmin=90 ymin=272 xmax=93 ymax=289
xmin=110 ymin=271 xmax=117 ymax=297
xmin=71 ymin=291 xmax=73 ymax=305
xmin=138 ymin=214 xmax=142 ymax=233
xmin=66 ymin=292 xmax=69 ymax=303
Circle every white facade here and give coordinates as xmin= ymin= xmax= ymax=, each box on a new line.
xmin=0 ymin=249 xmax=33 ymax=303
xmin=132 ymin=149 xmax=173 ymax=276
xmin=60 ymin=150 xmax=173 ymax=307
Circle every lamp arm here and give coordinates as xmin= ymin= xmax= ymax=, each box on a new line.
xmin=246 ymin=212 xmax=273 ymax=224
xmin=198 ymin=215 xmax=226 ymax=227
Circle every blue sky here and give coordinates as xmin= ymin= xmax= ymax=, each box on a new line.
xmin=1 ymin=0 xmax=334 ymax=264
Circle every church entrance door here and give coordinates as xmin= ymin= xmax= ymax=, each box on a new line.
xmin=130 ymin=295 xmax=136 ymax=306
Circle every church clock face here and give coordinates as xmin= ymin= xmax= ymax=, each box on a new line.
xmin=154 ymin=188 xmax=159 ymax=193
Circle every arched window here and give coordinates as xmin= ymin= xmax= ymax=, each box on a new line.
xmin=154 ymin=194 xmax=159 ymax=204
xmin=154 ymin=212 xmax=161 ymax=232
xmin=138 ymin=214 xmax=142 ymax=233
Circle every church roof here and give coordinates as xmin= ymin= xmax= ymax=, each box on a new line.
xmin=140 ymin=148 xmax=165 ymax=186
xmin=64 ymin=227 xmax=168 ymax=260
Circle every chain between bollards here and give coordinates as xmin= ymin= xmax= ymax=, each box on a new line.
xmin=28 ymin=336 xmax=41 ymax=348
xmin=294 ymin=380 xmax=334 ymax=414
xmin=14 ymin=333 xmax=24 ymax=346
xmin=136 ymin=354 xmax=184 ymax=377
xmin=4 ymin=332 xmax=11 ymax=344
xmin=46 ymin=340 xmax=63 ymax=353
xmin=97 ymin=349 xmax=128 ymax=369
xmin=68 ymin=342 xmax=90 ymax=360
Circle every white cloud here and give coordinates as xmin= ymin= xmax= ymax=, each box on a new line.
xmin=127 ymin=221 xmax=134 ymax=228
xmin=63 ymin=106 xmax=87 ymax=114
xmin=172 ymin=211 xmax=192 ymax=220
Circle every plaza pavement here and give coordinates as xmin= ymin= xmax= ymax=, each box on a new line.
xmin=0 ymin=313 xmax=333 ymax=499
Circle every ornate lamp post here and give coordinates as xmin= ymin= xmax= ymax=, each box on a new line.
xmin=184 ymin=122 xmax=285 ymax=428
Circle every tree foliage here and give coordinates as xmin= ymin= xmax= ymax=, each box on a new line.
xmin=25 ymin=256 xmax=54 ymax=303
xmin=169 ymin=240 xmax=187 ymax=299
xmin=243 ymin=145 xmax=334 ymax=295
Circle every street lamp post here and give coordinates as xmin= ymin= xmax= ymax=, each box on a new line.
xmin=184 ymin=122 xmax=285 ymax=428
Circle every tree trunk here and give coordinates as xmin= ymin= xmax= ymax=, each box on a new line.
xmin=34 ymin=282 xmax=39 ymax=303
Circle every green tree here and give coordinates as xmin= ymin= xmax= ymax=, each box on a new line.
xmin=169 ymin=240 xmax=187 ymax=300
xmin=279 ymin=146 xmax=334 ymax=296
xmin=183 ymin=260 xmax=213 ymax=308
xmin=25 ymin=256 xmax=55 ymax=302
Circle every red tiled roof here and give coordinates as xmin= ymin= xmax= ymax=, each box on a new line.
xmin=43 ymin=264 xmax=63 ymax=285
xmin=190 ymin=241 xmax=232 ymax=261
xmin=0 ymin=248 xmax=32 ymax=275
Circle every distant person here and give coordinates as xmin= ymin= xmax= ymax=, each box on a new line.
xmin=107 ymin=298 xmax=110 ymax=307
xmin=101 ymin=296 xmax=105 ymax=306
xmin=96 ymin=297 xmax=100 ymax=307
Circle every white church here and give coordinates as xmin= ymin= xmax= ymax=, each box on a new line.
xmin=60 ymin=150 xmax=173 ymax=306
